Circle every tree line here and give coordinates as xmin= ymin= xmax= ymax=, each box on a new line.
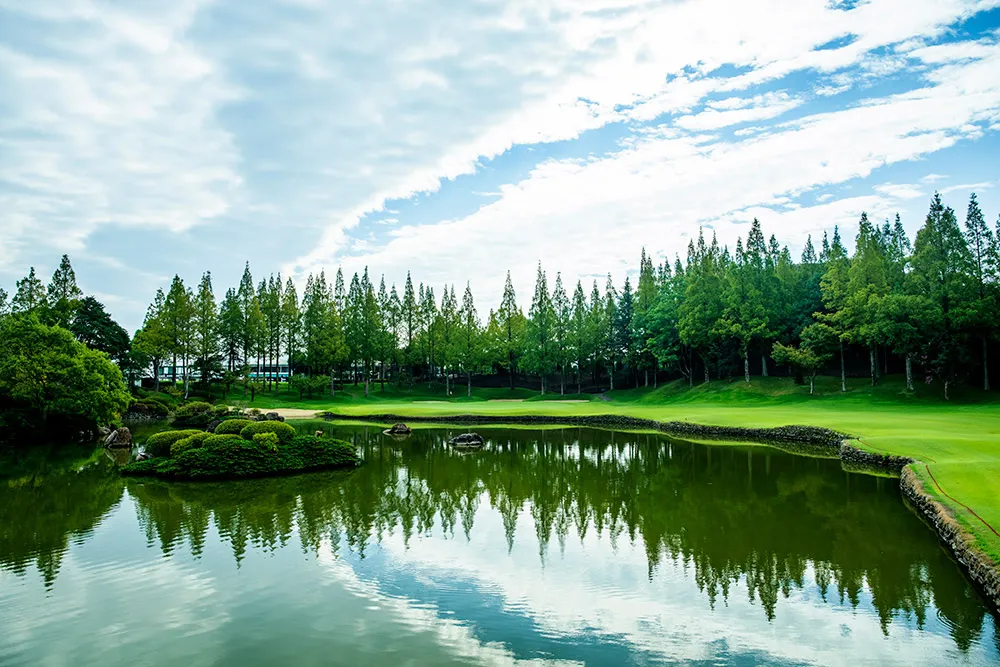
xmin=4 ymin=191 xmax=998 ymax=402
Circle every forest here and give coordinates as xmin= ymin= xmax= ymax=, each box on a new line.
xmin=2 ymin=191 xmax=998 ymax=416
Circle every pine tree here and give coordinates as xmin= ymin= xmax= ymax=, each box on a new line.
xmin=634 ymin=248 xmax=658 ymax=386
xmin=845 ymin=212 xmax=891 ymax=386
xmin=457 ymin=283 xmax=482 ymax=397
xmin=12 ymin=267 xmax=46 ymax=315
xmin=587 ymin=281 xmax=606 ymax=385
xmin=524 ymin=263 xmax=556 ymax=394
xmin=570 ymin=280 xmax=589 ymax=394
xmin=134 ymin=288 xmax=169 ymax=391
xmin=551 ymin=273 xmax=571 ymax=394
xmin=237 ymin=263 xmax=255 ymax=366
xmin=46 ymin=255 xmax=82 ymax=327
xmin=193 ymin=272 xmax=220 ymax=391
xmin=617 ymin=276 xmax=636 ymax=387
xmin=0 ymin=288 xmax=9 ymax=317
xmin=163 ymin=275 xmax=195 ymax=396
xmin=282 ymin=278 xmax=300 ymax=378
xmin=961 ymin=193 xmax=996 ymax=391
xmin=604 ymin=274 xmax=619 ymax=389
xmin=403 ymin=272 xmax=417 ymax=375
xmin=497 ymin=271 xmax=524 ymax=390
xmin=218 ymin=288 xmax=243 ymax=372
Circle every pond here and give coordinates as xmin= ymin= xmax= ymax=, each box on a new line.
xmin=1 ymin=425 xmax=998 ymax=666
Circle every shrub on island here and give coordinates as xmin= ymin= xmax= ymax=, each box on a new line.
xmin=170 ymin=431 xmax=212 ymax=457
xmin=122 ymin=435 xmax=359 ymax=480
xmin=239 ymin=421 xmax=296 ymax=444
xmin=214 ymin=419 xmax=253 ymax=435
xmin=144 ymin=429 xmax=205 ymax=457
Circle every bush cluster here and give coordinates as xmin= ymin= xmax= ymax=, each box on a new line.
xmin=204 ymin=433 xmax=244 ymax=448
xmin=144 ymin=429 xmax=204 ymax=457
xmin=170 ymin=431 xmax=212 ymax=457
xmin=214 ymin=419 xmax=253 ymax=435
xmin=122 ymin=435 xmax=359 ymax=480
xmin=172 ymin=401 xmax=215 ymax=427
xmin=127 ymin=398 xmax=170 ymax=418
xmin=239 ymin=420 xmax=296 ymax=444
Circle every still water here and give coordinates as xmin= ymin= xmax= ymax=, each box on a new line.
xmin=1 ymin=425 xmax=998 ymax=666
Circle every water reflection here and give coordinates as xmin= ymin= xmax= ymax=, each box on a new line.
xmin=1 ymin=426 xmax=998 ymax=664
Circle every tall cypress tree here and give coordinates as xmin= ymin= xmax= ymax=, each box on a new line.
xmin=46 ymin=255 xmax=82 ymax=327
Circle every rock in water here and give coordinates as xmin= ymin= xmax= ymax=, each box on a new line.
xmin=449 ymin=433 xmax=485 ymax=448
xmin=388 ymin=423 xmax=412 ymax=435
xmin=105 ymin=427 xmax=133 ymax=448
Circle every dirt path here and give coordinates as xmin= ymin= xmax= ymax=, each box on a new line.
xmin=270 ymin=408 xmax=325 ymax=419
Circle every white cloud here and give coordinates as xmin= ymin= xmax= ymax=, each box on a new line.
xmin=325 ymin=37 xmax=1000 ymax=302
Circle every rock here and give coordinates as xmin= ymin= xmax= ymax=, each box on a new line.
xmin=314 ymin=430 xmax=324 ymax=437
xmin=135 ymin=452 xmax=152 ymax=462
xmin=266 ymin=412 xmax=280 ymax=421
xmin=206 ymin=419 xmax=222 ymax=433
xmin=388 ymin=423 xmax=412 ymax=435
xmin=98 ymin=426 xmax=112 ymax=437
xmin=105 ymin=427 xmax=133 ymax=448
xmin=449 ymin=432 xmax=485 ymax=448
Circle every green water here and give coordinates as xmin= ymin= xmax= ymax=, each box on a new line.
xmin=1 ymin=425 xmax=998 ymax=666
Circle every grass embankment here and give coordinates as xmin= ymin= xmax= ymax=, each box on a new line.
xmin=226 ymin=375 xmax=1000 ymax=562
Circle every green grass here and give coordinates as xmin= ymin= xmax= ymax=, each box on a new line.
xmin=251 ymin=374 xmax=1000 ymax=562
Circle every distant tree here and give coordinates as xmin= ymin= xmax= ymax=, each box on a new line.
xmin=133 ymin=288 xmax=169 ymax=391
xmin=957 ymin=193 xmax=997 ymax=391
xmin=497 ymin=271 xmax=525 ymax=390
xmin=281 ymin=277 xmax=301 ymax=378
xmin=523 ymin=264 xmax=557 ymax=394
xmin=12 ymin=267 xmax=46 ymax=315
xmin=456 ymin=283 xmax=483 ymax=397
xmin=46 ymin=255 xmax=83 ymax=327
xmin=603 ymin=274 xmax=619 ymax=389
xmin=71 ymin=296 xmax=130 ymax=364
xmin=569 ymin=280 xmax=589 ymax=394
xmin=192 ymin=272 xmax=221 ymax=391
xmin=678 ymin=230 xmax=725 ymax=383
xmin=218 ymin=288 xmax=243 ymax=372
xmin=816 ymin=226 xmax=851 ymax=392
xmin=551 ymin=273 xmax=571 ymax=394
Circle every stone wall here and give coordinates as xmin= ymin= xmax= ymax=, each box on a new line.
xmin=839 ymin=442 xmax=914 ymax=474
xmin=901 ymin=467 xmax=1000 ymax=611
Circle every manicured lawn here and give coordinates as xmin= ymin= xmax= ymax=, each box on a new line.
xmin=233 ymin=374 xmax=1000 ymax=561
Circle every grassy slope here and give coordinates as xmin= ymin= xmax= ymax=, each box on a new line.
xmin=230 ymin=374 xmax=1000 ymax=560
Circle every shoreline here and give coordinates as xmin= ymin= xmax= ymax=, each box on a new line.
xmin=311 ymin=410 xmax=1000 ymax=613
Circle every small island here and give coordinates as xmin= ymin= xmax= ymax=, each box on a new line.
xmin=121 ymin=419 xmax=359 ymax=480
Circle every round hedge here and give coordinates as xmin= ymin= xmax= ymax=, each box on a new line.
xmin=214 ymin=419 xmax=253 ymax=435
xmin=173 ymin=401 xmax=215 ymax=427
xmin=144 ymin=429 xmax=204 ymax=457
xmin=171 ymin=431 xmax=212 ymax=457
xmin=239 ymin=421 xmax=296 ymax=444
xmin=203 ymin=433 xmax=245 ymax=448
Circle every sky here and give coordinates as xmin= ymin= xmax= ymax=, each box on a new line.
xmin=2 ymin=0 xmax=1000 ymax=332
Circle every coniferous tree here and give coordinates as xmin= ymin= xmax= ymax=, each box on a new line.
xmin=12 ymin=267 xmax=46 ymax=315
xmin=587 ymin=281 xmax=606 ymax=385
xmin=163 ymin=275 xmax=195 ymax=396
xmin=134 ymin=288 xmax=169 ymax=391
xmin=236 ymin=263 xmax=255 ymax=367
xmin=193 ymin=272 xmax=221 ymax=392
xmin=604 ymin=274 xmax=619 ymax=389
xmin=282 ymin=277 xmax=300 ymax=378
xmin=960 ymin=193 xmax=996 ymax=391
xmin=678 ymin=230 xmax=725 ymax=383
xmin=71 ymin=296 xmax=130 ymax=363
xmin=456 ymin=283 xmax=482 ymax=397
xmin=497 ymin=271 xmax=525 ymax=390
xmin=817 ymin=226 xmax=851 ymax=392
xmin=569 ymin=280 xmax=589 ymax=394
xmin=551 ymin=273 xmax=571 ymax=394
xmin=523 ymin=264 xmax=556 ymax=394
xmin=46 ymin=255 xmax=82 ymax=327
xmin=218 ymin=288 xmax=243 ymax=372
xmin=617 ymin=277 xmax=636 ymax=387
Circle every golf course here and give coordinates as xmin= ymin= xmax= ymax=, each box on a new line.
xmin=244 ymin=376 xmax=1000 ymax=566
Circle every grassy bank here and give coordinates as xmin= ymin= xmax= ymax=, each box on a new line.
xmin=222 ymin=375 xmax=1000 ymax=562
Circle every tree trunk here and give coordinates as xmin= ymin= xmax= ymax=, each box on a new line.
xmin=869 ymin=345 xmax=878 ymax=387
xmin=468 ymin=371 xmax=472 ymax=398
xmin=944 ymin=378 xmax=950 ymax=401
xmin=445 ymin=366 xmax=449 ymax=396
xmin=839 ymin=340 xmax=846 ymax=392
xmin=653 ymin=361 xmax=658 ymax=389
xmin=577 ymin=367 xmax=582 ymax=395
xmin=984 ymin=336 xmax=990 ymax=392
xmin=744 ymin=354 xmax=750 ymax=384
xmin=809 ymin=374 xmax=815 ymax=394
xmin=560 ymin=367 xmax=565 ymax=396
xmin=761 ymin=353 xmax=768 ymax=377
xmin=330 ymin=368 xmax=336 ymax=397
xmin=509 ymin=355 xmax=515 ymax=390
xmin=905 ymin=353 xmax=914 ymax=392
xmin=704 ymin=360 xmax=710 ymax=384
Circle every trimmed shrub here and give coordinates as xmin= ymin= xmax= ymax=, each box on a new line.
xmin=239 ymin=421 xmax=296 ymax=444
xmin=213 ymin=404 xmax=231 ymax=417
xmin=204 ymin=433 xmax=245 ymax=448
xmin=252 ymin=432 xmax=280 ymax=451
xmin=171 ymin=431 xmax=212 ymax=457
xmin=214 ymin=419 xmax=253 ymax=435
xmin=122 ymin=435 xmax=359 ymax=480
xmin=128 ymin=399 xmax=170 ymax=418
xmin=173 ymin=401 xmax=215 ymax=427
xmin=144 ymin=429 xmax=204 ymax=457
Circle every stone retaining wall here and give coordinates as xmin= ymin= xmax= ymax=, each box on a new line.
xmin=901 ymin=467 xmax=1000 ymax=611
xmin=839 ymin=442 xmax=914 ymax=474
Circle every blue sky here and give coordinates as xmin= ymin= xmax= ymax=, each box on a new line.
xmin=2 ymin=0 xmax=999 ymax=331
